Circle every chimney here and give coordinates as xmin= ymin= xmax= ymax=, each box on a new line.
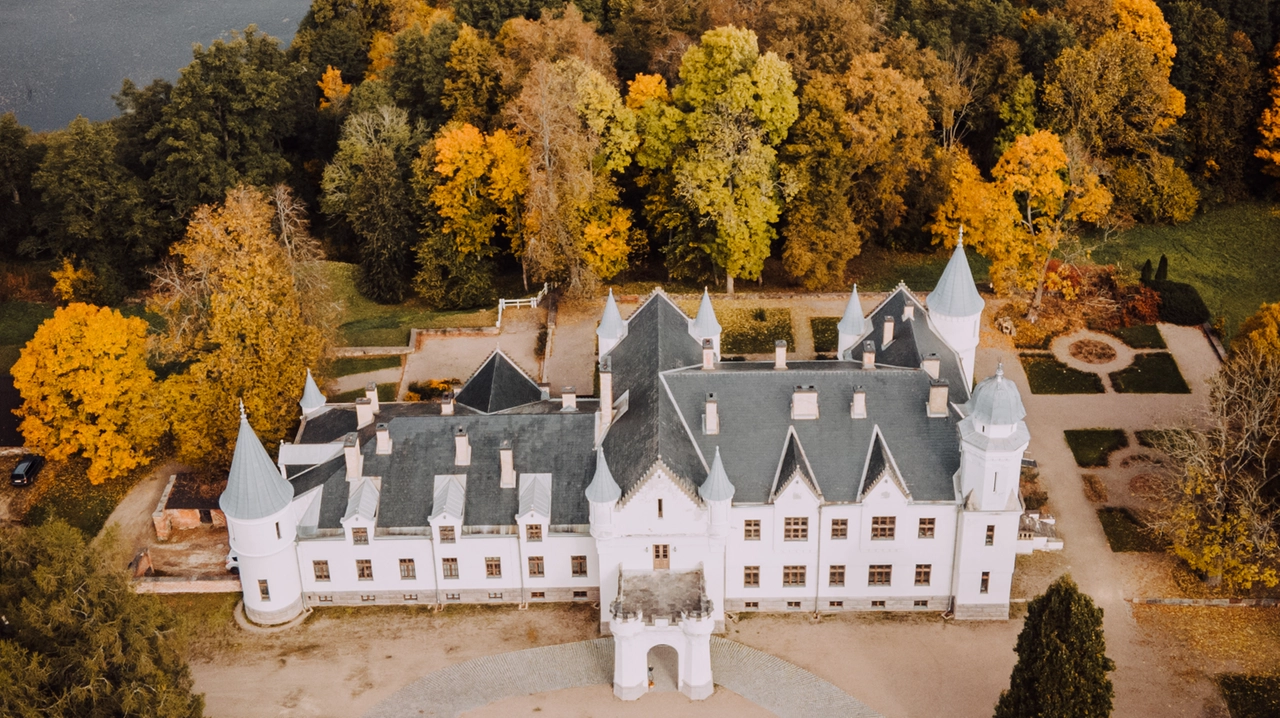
xmin=355 ymin=397 xmax=374 ymax=428
xmin=561 ymin=387 xmax=577 ymax=412
xmin=774 ymin=340 xmax=788 ymax=370
xmin=862 ymin=341 xmax=876 ymax=369
xmin=538 ymin=383 xmax=551 ymax=401
xmin=344 ymin=433 xmax=362 ymax=480
xmin=441 ymin=390 xmax=455 ymax=416
xmin=702 ymin=338 xmax=715 ymax=370
xmin=902 ymin=304 xmax=915 ymax=322
xmin=365 ymin=382 xmax=380 ymax=413
xmin=599 ymin=357 xmax=613 ymax=427
xmin=499 ymin=439 xmax=515 ymax=488
xmin=791 ymin=385 xmax=819 ymax=420
xmin=882 ymin=316 xmax=895 ymax=347
xmin=376 ymin=423 xmax=392 ymax=455
xmin=851 ymin=387 xmax=867 ymax=419
xmin=928 ymin=380 xmax=950 ymax=417
xmin=922 ymin=353 xmax=940 ymax=379
xmin=704 ymin=392 xmax=719 ymax=435
xmin=454 ymin=428 xmax=471 ymax=466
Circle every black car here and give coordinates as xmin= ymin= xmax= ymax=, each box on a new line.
xmin=10 ymin=455 xmax=43 ymax=487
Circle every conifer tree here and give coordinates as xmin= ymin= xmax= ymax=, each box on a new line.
xmin=1155 ymin=253 xmax=1168 ymax=281
xmin=994 ymin=575 xmax=1115 ymax=718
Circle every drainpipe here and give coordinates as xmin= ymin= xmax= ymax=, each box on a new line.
xmin=947 ymin=504 xmax=964 ymax=617
xmin=517 ymin=523 xmax=527 ymax=608
xmin=813 ymin=503 xmax=824 ymax=616
xmin=432 ymin=529 xmax=443 ymax=609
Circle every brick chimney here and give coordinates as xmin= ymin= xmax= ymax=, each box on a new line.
xmin=344 ymin=432 xmax=362 ymax=480
xmin=927 ymin=380 xmax=949 ymax=417
xmin=499 ymin=439 xmax=515 ymax=488
xmin=561 ymin=387 xmax=577 ymax=412
xmin=851 ymin=387 xmax=867 ymax=419
xmin=702 ymin=338 xmax=715 ymax=370
xmin=882 ymin=316 xmax=895 ymax=347
xmin=365 ymin=382 xmax=380 ymax=413
xmin=599 ymin=356 xmax=613 ymax=427
xmin=375 ymin=423 xmax=392 ymax=455
xmin=862 ymin=341 xmax=876 ymax=369
xmin=454 ymin=428 xmax=471 ymax=466
xmin=441 ymin=390 xmax=455 ymax=416
xmin=355 ymin=397 xmax=374 ymax=428
xmin=774 ymin=340 xmax=788 ymax=370
xmin=791 ymin=385 xmax=819 ymax=420
xmin=704 ymin=392 xmax=719 ymax=435
xmin=921 ymin=353 xmax=940 ymax=379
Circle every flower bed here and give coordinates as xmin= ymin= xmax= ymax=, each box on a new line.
xmin=1020 ymin=353 xmax=1105 ymax=394
xmin=720 ymin=307 xmax=794 ymax=355
xmin=1065 ymin=428 xmax=1128 ymax=467
xmin=1107 ymin=324 xmax=1166 ymax=349
xmin=1097 ymin=507 xmax=1163 ymax=552
xmin=1109 ymin=352 xmax=1190 ymax=394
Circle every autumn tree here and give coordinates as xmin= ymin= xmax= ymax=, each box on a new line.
xmin=1238 ymin=302 xmax=1280 ymax=359
xmin=1256 ymin=43 xmax=1280 ymax=177
xmin=746 ymin=0 xmax=880 ymax=83
xmin=154 ymin=186 xmax=325 ymax=468
xmin=0 ymin=113 xmax=43 ymax=258
xmin=29 ymin=117 xmax=159 ymax=302
xmin=0 ymin=521 xmax=205 ymax=717
xmin=10 ymin=304 xmax=164 ymax=484
xmin=321 ymin=106 xmax=420 ymax=303
xmin=318 ymin=65 xmax=353 ymax=114
xmin=411 ymin=123 xmax=527 ymax=307
xmin=611 ymin=0 xmax=709 ymax=80
xmin=387 ymin=17 xmax=460 ymax=126
xmin=781 ymin=54 xmax=932 ymax=289
xmin=443 ymin=25 xmax=503 ymax=129
xmin=638 ymin=26 xmax=798 ymax=293
xmin=453 ymin=0 xmax=564 ymax=36
xmin=994 ymin=575 xmax=1115 ymax=718
xmin=148 ymin=27 xmax=298 ymax=215
xmin=496 ymin=4 xmax=617 ymax=94
xmin=1149 ymin=346 xmax=1280 ymax=589
xmin=995 ymin=74 xmax=1037 ymax=156
xmin=507 ymin=58 xmax=639 ymax=293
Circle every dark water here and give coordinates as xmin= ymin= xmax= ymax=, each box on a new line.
xmin=0 ymin=0 xmax=312 ymax=132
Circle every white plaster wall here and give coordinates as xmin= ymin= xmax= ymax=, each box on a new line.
xmin=296 ymin=534 xmax=437 ymax=596
xmin=953 ymin=508 xmax=1022 ymax=612
xmin=960 ymin=438 xmax=1027 ymax=512
xmin=229 ymin=506 xmax=304 ymax=619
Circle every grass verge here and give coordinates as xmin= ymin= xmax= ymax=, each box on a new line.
xmin=719 ymin=307 xmax=794 ymax=354
xmin=330 ymin=355 xmax=402 ymax=377
xmin=1097 ymin=507 xmax=1163 ymax=552
xmin=1106 ymin=324 xmax=1166 ymax=349
xmin=332 ymin=383 xmax=398 ymax=403
xmin=811 ymin=317 xmax=839 ymax=353
xmin=846 ymin=244 xmax=991 ymax=291
xmin=321 ymin=262 xmax=497 ymax=346
xmin=1218 ymin=674 xmax=1280 ymax=718
xmin=1109 ymin=352 xmax=1190 ymax=394
xmin=20 ymin=458 xmax=148 ymax=536
xmin=1065 ymin=428 xmax=1129 ymax=467
xmin=1020 ymin=353 xmax=1105 ymax=394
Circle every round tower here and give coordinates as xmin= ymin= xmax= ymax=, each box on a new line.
xmin=698 ymin=447 xmax=734 ymax=538
xmin=927 ymin=238 xmax=985 ymax=387
xmin=957 ymin=364 xmax=1030 ymax=511
xmin=220 ymin=406 xmax=304 ymax=625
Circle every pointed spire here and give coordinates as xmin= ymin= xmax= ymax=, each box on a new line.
xmin=219 ymin=409 xmax=294 ymax=521
xmin=597 ymin=288 xmax=625 ymax=340
xmin=927 ymin=240 xmax=985 ymax=318
xmin=837 ymin=284 xmax=865 ymax=337
xmin=691 ymin=287 xmax=721 ymax=337
xmin=299 ymin=369 xmax=326 ymax=416
xmin=585 ymin=447 xmax=621 ymax=503
xmin=699 ymin=446 xmax=735 ymax=502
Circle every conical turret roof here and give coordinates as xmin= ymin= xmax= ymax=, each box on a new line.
xmin=300 ymin=368 xmax=326 ymax=415
xmin=837 ymin=284 xmax=865 ymax=336
xmin=691 ymin=288 xmax=721 ymax=337
xmin=585 ymin=447 xmax=621 ymax=503
xmin=964 ymin=363 xmax=1026 ymax=426
xmin=927 ymin=238 xmax=985 ymax=318
xmin=597 ymin=289 xmax=625 ymax=340
xmin=699 ymin=446 xmax=735 ymax=502
xmin=220 ymin=405 xmax=295 ymax=521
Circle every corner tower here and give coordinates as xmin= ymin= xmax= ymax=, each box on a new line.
xmin=927 ymin=237 xmax=984 ymax=386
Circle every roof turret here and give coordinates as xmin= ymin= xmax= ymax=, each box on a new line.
xmin=691 ymin=288 xmax=722 ymax=337
xmin=597 ymin=289 xmax=625 ymax=340
xmin=220 ymin=404 xmax=295 ymax=521
xmin=699 ymin=446 xmax=735 ymax=502
xmin=299 ymin=368 xmax=326 ymax=415
xmin=837 ymin=284 xmax=865 ymax=337
xmin=927 ymin=235 xmax=985 ymax=318
xmin=964 ymin=363 xmax=1026 ymax=426
xmin=585 ymin=446 xmax=621 ymax=503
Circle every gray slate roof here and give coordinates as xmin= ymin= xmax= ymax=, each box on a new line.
xmin=300 ymin=369 xmax=326 ymax=415
xmin=598 ymin=289 xmax=625 ymax=340
xmin=965 ymin=364 xmax=1026 ymax=426
xmin=691 ymin=288 xmax=722 ymax=338
xmin=221 ymin=414 xmax=295 ymax=520
xmin=927 ymin=242 xmax=985 ymax=317
xmin=455 ymin=351 xmax=543 ymax=414
xmin=699 ymin=447 xmax=735 ymax=502
xmin=836 ymin=285 xmax=865 ymax=337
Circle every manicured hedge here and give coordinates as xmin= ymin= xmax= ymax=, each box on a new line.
xmin=1109 ymin=352 xmax=1190 ymax=394
xmin=1148 ymin=280 xmax=1211 ymax=325
xmin=1218 ymin=674 xmax=1280 ymax=718
xmin=810 ymin=317 xmax=839 ymax=353
xmin=1020 ymin=353 xmax=1105 ymax=394
xmin=1064 ymin=428 xmax=1129 ymax=467
xmin=1096 ymin=507 xmax=1163 ymax=552
xmin=1107 ymin=324 xmax=1166 ymax=349
xmin=720 ymin=307 xmax=794 ymax=354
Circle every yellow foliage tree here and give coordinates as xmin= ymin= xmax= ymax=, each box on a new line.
xmin=11 ymin=303 xmax=164 ymax=484
xmin=427 ymin=123 xmax=528 ymax=256
xmin=366 ymin=31 xmax=396 ymax=82
xmin=1114 ymin=0 xmax=1177 ymax=73
xmin=1256 ymin=44 xmax=1280 ymax=177
xmin=317 ymin=65 xmax=352 ymax=112
xmin=49 ymin=258 xmax=99 ymax=304
xmin=626 ymin=73 xmax=670 ymax=110
xmin=1238 ymin=302 xmax=1280 ymax=357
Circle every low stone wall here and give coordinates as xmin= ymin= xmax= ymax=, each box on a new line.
xmin=332 ymin=345 xmax=415 ymax=357
xmin=133 ymin=576 xmax=242 ymax=594
xmin=1129 ymin=597 xmax=1280 ymax=606
xmin=953 ymin=602 xmax=1010 ymax=620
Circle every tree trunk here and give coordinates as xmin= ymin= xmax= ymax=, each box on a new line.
xmin=726 ymin=274 xmax=735 ymax=296
xmin=1025 ymin=257 xmax=1053 ymax=324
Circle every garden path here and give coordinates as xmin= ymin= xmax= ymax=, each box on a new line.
xmin=984 ymin=319 xmax=1224 ymax=716
xmin=398 ymin=307 xmax=543 ymax=399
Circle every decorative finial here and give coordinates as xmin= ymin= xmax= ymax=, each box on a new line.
xmin=239 ymin=399 xmax=247 ymax=421
xmin=996 ymin=362 xmax=1004 ymax=381
xmin=958 ymin=225 xmax=965 ymax=247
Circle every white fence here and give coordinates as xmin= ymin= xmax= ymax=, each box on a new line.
xmin=496 ymin=283 xmax=551 ymax=328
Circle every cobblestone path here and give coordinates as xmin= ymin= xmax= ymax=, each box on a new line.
xmin=363 ymin=637 xmax=881 ymax=718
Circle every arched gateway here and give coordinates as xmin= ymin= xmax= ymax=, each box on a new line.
xmin=609 ymin=568 xmax=715 ymax=700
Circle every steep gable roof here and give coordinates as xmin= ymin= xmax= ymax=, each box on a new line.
xmin=858 ymin=426 xmax=912 ymax=500
xmin=455 ymin=350 xmax=543 ymax=414
xmin=771 ymin=428 xmax=821 ymax=501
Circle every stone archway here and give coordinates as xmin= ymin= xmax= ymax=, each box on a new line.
xmin=647 ymin=644 xmax=680 ymax=691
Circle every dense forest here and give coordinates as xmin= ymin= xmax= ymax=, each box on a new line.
xmin=2 ymin=0 xmax=1279 ymax=305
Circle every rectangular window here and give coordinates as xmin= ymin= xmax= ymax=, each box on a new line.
xmin=871 ymin=516 xmax=895 ymax=540
xmin=573 ymin=590 xmax=588 ymax=599
xmin=356 ymin=559 xmax=373 ymax=580
xmin=744 ymin=520 xmax=761 ymax=540
xmin=352 ymin=527 xmax=369 ymax=545
xmin=313 ymin=560 xmax=331 ymax=581
xmin=399 ymin=559 xmax=416 ymax=580
xmin=868 ymin=564 xmax=892 ymax=586
xmin=361 ymin=595 xmax=376 ymax=602
xmin=915 ymin=564 xmax=932 ymax=586
xmin=783 ymin=565 xmax=806 ymax=587
xmin=784 ymin=516 xmax=809 ymax=541
xmin=871 ymin=600 xmax=886 ymax=608
xmin=275 ymin=522 xmax=281 ymax=539
xmin=404 ymin=594 xmax=418 ymax=601
xmin=442 ymin=558 xmax=459 ymax=579
xmin=571 ymin=555 xmax=588 ymax=577
xmin=319 ymin=595 xmax=333 ymax=603
xmin=744 ymin=566 xmax=760 ymax=587
xmin=831 ymin=518 xmax=848 ymax=539
xmin=526 ymin=524 xmax=542 ymax=542
xmin=439 ymin=526 xmax=455 ymax=543
xmin=486 ymin=557 xmax=502 ymax=578
xmin=445 ymin=592 xmax=460 ymax=601
xmin=918 ymin=518 xmax=935 ymax=538
xmin=488 ymin=592 xmax=503 ymax=600
xmin=980 ymin=572 xmax=990 ymax=594
xmin=829 ymin=565 xmax=846 ymax=587
xmin=199 ymin=509 xmax=212 ymax=524
xmin=914 ymin=600 xmax=929 ymax=608
xmin=787 ymin=601 xmax=802 ymax=609
xmin=657 ymin=498 xmax=663 ymax=518
xmin=258 ymin=579 xmax=270 ymax=601
xmin=829 ymin=601 xmax=844 ymax=608
xmin=986 ymin=525 xmax=995 ymax=546
xmin=528 ymin=556 xmax=545 ymax=577
xmin=744 ymin=601 xmax=759 ymax=609
xmin=530 ymin=591 xmax=546 ymax=599
xmin=653 ymin=544 xmax=670 ymax=570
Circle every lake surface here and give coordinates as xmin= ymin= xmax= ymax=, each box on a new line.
xmin=0 ymin=0 xmax=312 ymax=132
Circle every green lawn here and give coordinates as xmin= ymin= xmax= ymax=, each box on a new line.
xmin=332 ymin=382 xmax=398 ymax=403
xmin=22 ymin=459 xmax=147 ymax=536
xmin=1109 ymin=352 xmax=1191 ymax=394
xmin=1106 ymin=324 xmax=1166 ymax=349
xmin=321 ymin=262 xmax=498 ymax=346
xmin=0 ymin=301 xmax=55 ymax=376
xmin=330 ymin=355 xmax=402 ymax=377
xmin=1065 ymin=428 xmax=1129 ymax=467
xmin=719 ymin=307 xmax=794 ymax=355
xmin=1097 ymin=507 xmax=1163 ymax=552
xmin=846 ymin=244 xmax=991 ymax=292
xmin=1092 ymin=202 xmax=1280 ymax=340
xmin=1020 ymin=353 xmax=1106 ymax=394
xmin=811 ymin=317 xmax=839 ymax=353
xmin=1217 ymin=674 xmax=1280 ymax=718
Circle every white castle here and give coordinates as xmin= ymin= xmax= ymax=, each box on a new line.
xmin=220 ymin=242 xmax=1058 ymax=700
